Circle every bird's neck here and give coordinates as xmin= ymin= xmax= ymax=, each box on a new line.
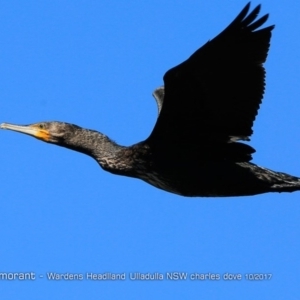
xmin=61 ymin=128 xmax=132 ymax=174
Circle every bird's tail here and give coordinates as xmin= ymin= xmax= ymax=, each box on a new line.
xmin=257 ymin=166 xmax=300 ymax=193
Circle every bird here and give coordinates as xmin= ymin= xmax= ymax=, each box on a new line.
xmin=1 ymin=3 xmax=300 ymax=197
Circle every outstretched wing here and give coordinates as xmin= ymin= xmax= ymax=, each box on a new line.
xmin=147 ymin=3 xmax=274 ymax=161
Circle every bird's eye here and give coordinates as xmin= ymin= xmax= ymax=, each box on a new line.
xmin=39 ymin=124 xmax=44 ymax=129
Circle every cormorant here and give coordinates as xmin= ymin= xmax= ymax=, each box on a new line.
xmin=2 ymin=3 xmax=300 ymax=197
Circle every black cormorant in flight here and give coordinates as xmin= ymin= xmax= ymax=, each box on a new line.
xmin=2 ymin=3 xmax=300 ymax=197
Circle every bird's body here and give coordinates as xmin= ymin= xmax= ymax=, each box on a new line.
xmin=112 ymin=145 xmax=300 ymax=197
xmin=2 ymin=3 xmax=300 ymax=197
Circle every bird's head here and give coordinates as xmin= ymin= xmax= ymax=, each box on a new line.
xmin=0 ymin=121 xmax=80 ymax=144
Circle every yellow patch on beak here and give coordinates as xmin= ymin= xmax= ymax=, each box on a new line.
xmin=34 ymin=129 xmax=50 ymax=141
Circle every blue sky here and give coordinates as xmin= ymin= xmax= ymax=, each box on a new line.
xmin=0 ymin=0 xmax=300 ymax=299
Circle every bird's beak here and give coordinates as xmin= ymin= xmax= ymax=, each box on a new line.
xmin=0 ymin=123 xmax=50 ymax=142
